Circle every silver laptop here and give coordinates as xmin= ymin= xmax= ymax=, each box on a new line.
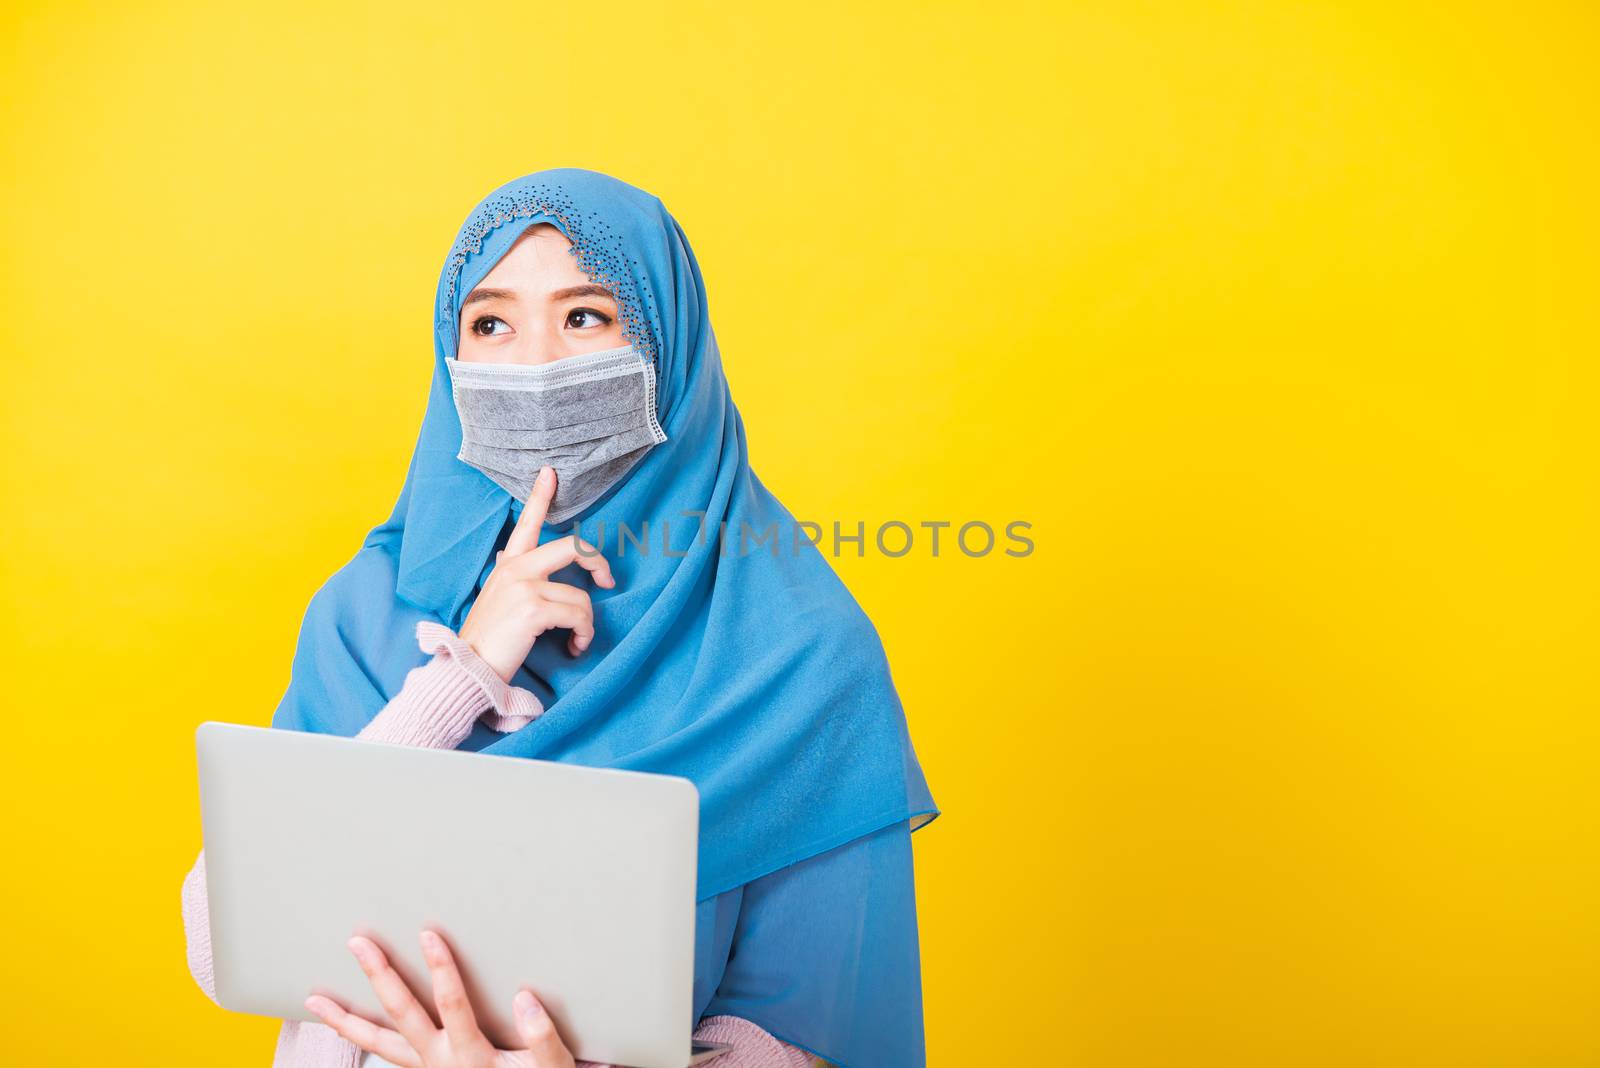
xmin=196 ymin=721 xmax=730 ymax=1067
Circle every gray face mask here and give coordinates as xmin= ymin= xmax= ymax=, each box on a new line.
xmin=445 ymin=343 xmax=668 ymax=524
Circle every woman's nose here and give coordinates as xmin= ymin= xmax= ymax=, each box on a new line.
xmin=511 ymin=339 xmax=565 ymax=366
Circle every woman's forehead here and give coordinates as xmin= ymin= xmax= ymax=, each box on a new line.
xmin=474 ymin=225 xmax=586 ymax=287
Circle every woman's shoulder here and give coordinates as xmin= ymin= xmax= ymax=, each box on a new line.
xmin=290 ymin=542 xmax=430 ymax=671
xmin=309 ymin=540 xmax=402 ymax=604
xmin=300 ymin=542 xmax=411 ymax=625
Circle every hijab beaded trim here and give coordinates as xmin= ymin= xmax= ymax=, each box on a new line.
xmin=437 ymin=182 xmax=663 ymax=371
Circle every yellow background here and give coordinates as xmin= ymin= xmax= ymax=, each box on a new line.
xmin=3 ymin=2 xmax=1596 ymax=1064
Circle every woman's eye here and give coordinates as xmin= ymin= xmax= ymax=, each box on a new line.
xmin=566 ymin=307 xmax=613 ymax=330
xmin=470 ymin=315 xmax=510 ymax=337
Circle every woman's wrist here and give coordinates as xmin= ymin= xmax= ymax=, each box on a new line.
xmin=356 ymin=622 xmax=544 ymax=749
xmin=356 ymin=653 xmax=490 ymax=749
xmin=415 ymin=620 xmax=543 ymax=732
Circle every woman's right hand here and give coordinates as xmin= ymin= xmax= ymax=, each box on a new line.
xmin=307 ymin=929 xmax=579 ymax=1068
xmin=458 ymin=466 xmax=617 ymax=683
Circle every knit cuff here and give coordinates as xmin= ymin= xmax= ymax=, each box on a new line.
xmin=692 ymin=1015 xmax=820 ymax=1067
xmin=415 ymin=620 xmax=544 ymax=732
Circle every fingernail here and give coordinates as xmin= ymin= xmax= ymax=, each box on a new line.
xmin=420 ymin=929 xmax=443 ymax=959
xmin=516 ymin=989 xmax=542 ymax=1020
xmin=537 ymin=466 xmax=552 ymax=485
xmin=346 ymin=937 xmax=368 ymax=962
xmin=305 ymin=996 xmax=323 ymax=1014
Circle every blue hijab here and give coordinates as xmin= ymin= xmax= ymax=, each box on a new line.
xmin=272 ymin=168 xmax=938 ymax=1065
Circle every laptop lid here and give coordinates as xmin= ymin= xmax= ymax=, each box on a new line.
xmin=196 ymin=721 xmax=702 ymax=1068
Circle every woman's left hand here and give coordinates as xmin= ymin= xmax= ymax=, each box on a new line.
xmin=306 ymin=929 xmax=576 ymax=1068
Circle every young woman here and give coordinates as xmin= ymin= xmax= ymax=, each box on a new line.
xmin=180 ymin=168 xmax=939 ymax=1068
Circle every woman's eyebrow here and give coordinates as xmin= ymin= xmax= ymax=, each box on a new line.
xmin=462 ymin=283 xmax=617 ymax=310
xmin=461 ymin=287 xmax=516 ymax=309
xmin=547 ymin=283 xmax=616 ymax=303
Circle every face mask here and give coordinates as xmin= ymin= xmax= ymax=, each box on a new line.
xmin=445 ymin=343 xmax=668 ymax=524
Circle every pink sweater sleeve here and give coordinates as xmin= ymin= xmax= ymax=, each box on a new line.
xmin=181 ymin=622 xmax=820 ymax=1068
xmin=689 ymin=1017 xmax=821 ymax=1068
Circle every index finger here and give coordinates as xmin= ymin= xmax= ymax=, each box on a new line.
xmin=420 ymin=929 xmax=493 ymax=1059
xmin=505 ymin=466 xmax=556 ymax=557
xmin=346 ymin=935 xmax=437 ymax=1053
xmin=305 ymin=994 xmax=423 ymax=1068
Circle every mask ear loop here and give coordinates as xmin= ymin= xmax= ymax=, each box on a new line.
xmin=642 ymin=348 xmax=667 ymax=446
